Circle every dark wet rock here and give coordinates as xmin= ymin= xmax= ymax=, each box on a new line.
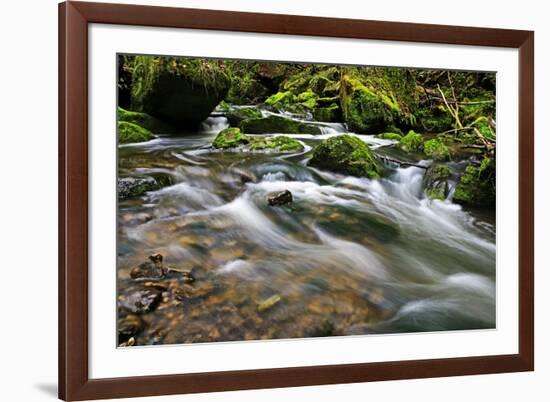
xmin=240 ymin=115 xmax=322 ymax=135
xmin=131 ymin=56 xmax=230 ymax=127
xmin=453 ymin=157 xmax=495 ymax=207
xmin=118 ymin=175 xmax=171 ymax=199
xmin=268 ymin=190 xmax=293 ymax=206
xmin=423 ymin=163 xmax=452 ymax=200
xmin=119 ymin=287 xmax=162 ymax=314
xmin=309 ymin=134 xmax=381 ymax=179
xmin=118 ymin=314 xmax=144 ymax=343
xmin=130 ymin=254 xmax=166 ymax=280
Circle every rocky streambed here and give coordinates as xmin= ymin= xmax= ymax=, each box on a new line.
xmin=117 ymin=110 xmax=496 ymax=347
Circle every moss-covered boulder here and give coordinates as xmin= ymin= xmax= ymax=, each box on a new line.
xmin=131 ymin=56 xmax=230 ymax=127
xmin=313 ymin=103 xmax=341 ymax=122
xmin=399 ymin=130 xmax=424 ymax=152
xmin=340 ymin=76 xmax=398 ymax=133
xmin=309 ymin=134 xmax=381 ymax=178
xmin=414 ymin=106 xmax=454 ymax=133
xmin=224 ymin=107 xmax=263 ymax=126
xmin=118 ymin=107 xmax=177 ymax=134
xmin=423 ymin=164 xmax=452 ymax=200
xmin=240 ymin=115 xmax=322 ymax=135
xmin=423 ymin=138 xmax=451 ymax=161
xmin=453 ymin=158 xmax=496 ymax=207
xmin=212 ymin=127 xmax=250 ymax=149
xmin=212 ymin=128 xmax=303 ymax=153
xmin=376 ymin=132 xmax=403 ymax=141
xmin=118 ymin=121 xmax=155 ymax=144
xmin=249 ymin=136 xmax=303 ymax=152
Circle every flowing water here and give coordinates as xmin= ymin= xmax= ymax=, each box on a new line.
xmin=117 ymin=113 xmax=496 ymax=346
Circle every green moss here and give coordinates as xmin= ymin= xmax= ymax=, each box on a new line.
xmin=249 ymin=136 xmax=303 ymax=152
xmin=212 ymin=127 xmax=250 ymax=149
xmin=376 ymin=132 xmax=403 ymax=141
xmin=309 ymin=134 xmax=381 ymax=178
xmin=423 ymin=138 xmax=451 ymax=161
xmin=212 ymin=128 xmax=303 ymax=152
xmin=313 ymin=103 xmax=341 ymax=122
xmin=399 ymin=130 xmax=424 ymax=153
xmin=423 ymin=164 xmax=452 ymax=200
xmin=296 ymin=90 xmax=318 ymax=108
xmin=225 ymin=107 xmax=263 ymax=126
xmin=118 ymin=121 xmax=155 ymax=144
xmin=453 ymin=158 xmax=495 ymax=207
xmin=130 ymin=56 xmax=230 ymax=126
xmin=414 ymin=107 xmax=454 ymax=133
xmin=264 ymin=91 xmax=296 ymax=109
xmin=240 ymin=115 xmax=322 ymax=135
xmin=117 ymin=107 xmax=176 ymax=134
xmin=340 ymin=76 xmax=396 ymax=133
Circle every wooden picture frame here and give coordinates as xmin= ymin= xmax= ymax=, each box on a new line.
xmin=59 ymin=1 xmax=534 ymax=400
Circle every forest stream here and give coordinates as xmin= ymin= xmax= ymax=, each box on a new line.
xmin=117 ymin=110 xmax=496 ymax=346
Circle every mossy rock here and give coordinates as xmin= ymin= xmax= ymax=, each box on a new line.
xmin=340 ymin=76 xmax=398 ymax=133
xmin=212 ymin=128 xmax=303 ymax=153
xmin=453 ymin=158 xmax=495 ymax=207
xmin=264 ymin=91 xmax=297 ymax=110
xmin=399 ymin=130 xmax=424 ymax=153
xmin=423 ymin=164 xmax=452 ymax=200
xmin=118 ymin=121 xmax=155 ymax=144
xmin=131 ymin=56 xmax=230 ymax=127
xmin=240 ymin=115 xmax=322 ymax=135
xmin=212 ymin=127 xmax=250 ymax=149
xmin=423 ymin=138 xmax=451 ymax=161
xmin=249 ymin=136 xmax=303 ymax=152
xmin=376 ymin=132 xmax=403 ymax=141
xmin=414 ymin=106 xmax=454 ymax=133
xmin=225 ymin=107 xmax=263 ymax=126
xmin=309 ymin=134 xmax=381 ymax=178
xmin=117 ymin=107 xmax=177 ymax=134
xmin=313 ymin=103 xmax=342 ymax=122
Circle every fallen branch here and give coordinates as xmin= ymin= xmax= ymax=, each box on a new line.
xmin=380 ymin=156 xmax=428 ymax=169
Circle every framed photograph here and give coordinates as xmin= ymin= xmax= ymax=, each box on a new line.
xmin=59 ymin=1 xmax=534 ymax=400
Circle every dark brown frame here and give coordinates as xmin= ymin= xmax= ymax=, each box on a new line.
xmin=59 ymin=1 xmax=534 ymax=400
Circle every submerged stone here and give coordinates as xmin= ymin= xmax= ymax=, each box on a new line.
xmin=309 ymin=134 xmax=381 ymax=179
xmin=249 ymin=136 xmax=303 ymax=152
xmin=119 ymin=288 xmax=161 ymax=314
xmin=130 ymin=254 xmax=166 ymax=280
xmin=267 ymin=190 xmax=293 ymax=206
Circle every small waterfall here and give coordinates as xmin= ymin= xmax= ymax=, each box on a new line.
xmin=200 ymin=116 xmax=229 ymax=134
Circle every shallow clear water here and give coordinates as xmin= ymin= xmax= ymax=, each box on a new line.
xmin=117 ymin=116 xmax=496 ymax=345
